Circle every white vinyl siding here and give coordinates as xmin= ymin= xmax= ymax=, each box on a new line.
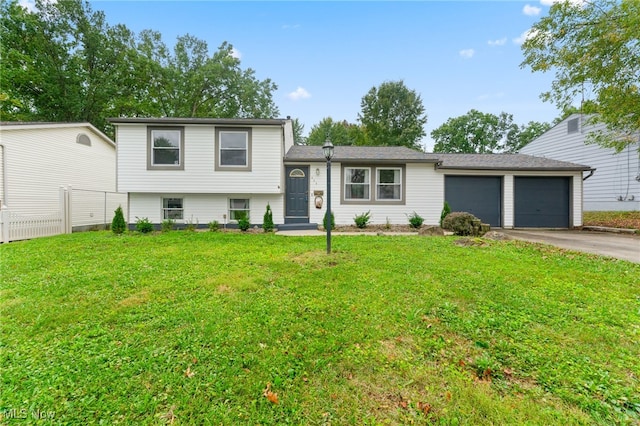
xmin=0 ymin=124 xmax=121 ymax=228
xmin=520 ymin=114 xmax=640 ymax=211
xmin=128 ymin=193 xmax=283 ymax=226
xmin=117 ymin=125 xmax=283 ymax=194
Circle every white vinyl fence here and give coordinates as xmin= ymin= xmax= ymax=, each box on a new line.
xmin=0 ymin=186 xmax=126 ymax=243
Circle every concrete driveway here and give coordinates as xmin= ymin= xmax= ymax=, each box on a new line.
xmin=502 ymin=230 xmax=640 ymax=263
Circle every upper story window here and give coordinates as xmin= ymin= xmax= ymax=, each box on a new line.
xmin=215 ymin=127 xmax=252 ymax=171
xmin=147 ymin=127 xmax=184 ymax=170
xmin=344 ymin=167 xmax=371 ymax=201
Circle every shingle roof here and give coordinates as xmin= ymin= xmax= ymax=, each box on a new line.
xmin=285 ymin=145 xmax=438 ymax=163
xmin=429 ymin=153 xmax=592 ymax=171
xmin=284 ymin=146 xmax=592 ymax=171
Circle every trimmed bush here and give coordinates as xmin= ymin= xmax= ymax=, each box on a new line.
xmin=208 ymin=220 xmax=220 ymax=232
xmin=237 ymin=214 xmax=251 ymax=231
xmin=135 ymin=217 xmax=154 ymax=234
xmin=440 ymin=202 xmax=451 ymax=227
xmin=263 ymin=204 xmax=274 ymax=232
xmin=354 ymin=211 xmax=371 ymax=229
xmin=407 ymin=211 xmax=424 ymax=229
xmin=442 ymin=211 xmax=489 ymax=236
xmin=111 ymin=206 xmax=126 ymax=235
xmin=323 ymin=211 xmax=335 ymax=231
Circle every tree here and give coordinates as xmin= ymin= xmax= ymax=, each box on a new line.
xmin=431 ymin=110 xmax=517 ymax=153
xmin=291 ymin=118 xmax=307 ymax=145
xmin=358 ymin=80 xmax=427 ymax=150
xmin=0 ymin=0 xmax=280 ymax=136
xmin=307 ymin=117 xmax=359 ymax=146
xmin=521 ymin=0 xmax=640 ymax=152
xmin=514 ymin=121 xmax=552 ymax=152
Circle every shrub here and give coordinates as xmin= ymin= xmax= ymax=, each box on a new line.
xmin=161 ymin=218 xmax=175 ymax=232
xmin=323 ymin=211 xmax=335 ymax=231
xmin=263 ymin=204 xmax=274 ymax=232
xmin=237 ymin=213 xmax=251 ymax=231
xmin=442 ymin=211 xmax=489 ymax=236
xmin=440 ymin=201 xmax=451 ymax=227
xmin=135 ymin=217 xmax=154 ymax=234
xmin=111 ymin=206 xmax=126 ymax=235
xmin=208 ymin=220 xmax=220 ymax=232
xmin=185 ymin=216 xmax=198 ymax=232
xmin=354 ymin=211 xmax=371 ymax=229
xmin=407 ymin=211 xmax=424 ymax=229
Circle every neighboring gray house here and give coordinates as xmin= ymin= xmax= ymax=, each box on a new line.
xmin=110 ymin=116 xmax=591 ymax=229
xmin=520 ymin=114 xmax=639 ymax=211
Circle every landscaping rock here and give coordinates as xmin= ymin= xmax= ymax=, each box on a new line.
xmin=483 ymin=231 xmax=511 ymax=241
xmin=419 ymin=226 xmax=445 ymax=236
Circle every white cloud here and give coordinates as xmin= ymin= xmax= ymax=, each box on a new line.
xmin=231 ymin=48 xmax=242 ymax=59
xmin=523 ymin=4 xmax=542 ymax=16
xmin=513 ymin=29 xmax=537 ymax=45
xmin=18 ymin=0 xmax=37 ymax=11
xmin=287 ymin=87 xmax=311 ymax=101
xmin=488 ymin=37 xmax=507 ymax=46
xmin=459 ymin=49 xmax=475 ymax=59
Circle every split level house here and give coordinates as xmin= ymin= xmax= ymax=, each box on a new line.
xmin=110 ymin=117 xmax=593 ymax=229
xmin=520 ymin=113 xmax=640 ymax=211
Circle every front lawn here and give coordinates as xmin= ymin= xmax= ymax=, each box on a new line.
xmin=1 ymin=232 xmax=639 ymax=424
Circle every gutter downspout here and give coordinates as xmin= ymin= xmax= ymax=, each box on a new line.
xmin=583 ymin=168 xmax=596 ymax=181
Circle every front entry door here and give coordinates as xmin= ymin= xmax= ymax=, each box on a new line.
xmin=285 ymin=166 xmax=309 ymax=223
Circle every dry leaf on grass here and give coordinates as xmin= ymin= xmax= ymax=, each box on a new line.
xmin=263 ymin=383 xmax=279 ymax=404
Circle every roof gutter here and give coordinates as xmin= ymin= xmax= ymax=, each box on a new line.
xmin=583 ymin=168 xmax=596 ymax=181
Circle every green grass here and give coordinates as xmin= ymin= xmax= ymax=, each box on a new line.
xmin=1 ymin=231 xmax=639 ymax=425
xmin=583 ymin=211 xmax=640 ymax=231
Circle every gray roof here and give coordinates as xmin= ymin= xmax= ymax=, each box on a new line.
xmin=429 ymin=153 xmax=592 ymax=171
xmin=285 ymin=145 xmax=439 ymax=163
xmin=108 ymin=117 xmax=288 ymax=126
xmin=285 ymin=146 xmax=592 ymax=171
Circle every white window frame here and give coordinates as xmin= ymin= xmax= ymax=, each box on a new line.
xmin=147 ymin=127 xmax=184 ymax=170
xmin=215 ymin=127 xmax=252 ymax=171
xmin=229 ymin=198 xmax=250 ymax=221
xmin=344 ymin=167 xmax=371 ymax=201
xmin=376 ymin=167 xmax=402 ymax=201
xmin=162 ymin=197 xmax=184 ymax=220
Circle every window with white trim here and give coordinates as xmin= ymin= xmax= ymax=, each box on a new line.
xmin=376 ymin=168 xmax=402 ymax=200
xmin=229 ymin=198 xmax=250 ymax=221
xmin=216 ymin=128 xmax=252 ymax=171
xmin=162 ymin=197 xmax=184 ymax=220
xmin=148 ymin=127 xmax=184 ymax=170
xmin=344 ymin=167 xmax=370 ymax=200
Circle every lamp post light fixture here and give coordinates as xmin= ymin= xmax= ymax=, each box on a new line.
xmin=322 ymin=139 xmax=334 ymax=254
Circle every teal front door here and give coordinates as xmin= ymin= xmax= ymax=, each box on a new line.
xmin=285 ymin=166 xmax=309 ymax=224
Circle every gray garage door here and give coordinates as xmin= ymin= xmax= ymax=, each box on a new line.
xmin=444 ymin=176 xmax=502 ymax=227
xmin=514 ymin=177 xmax=570 ymax=228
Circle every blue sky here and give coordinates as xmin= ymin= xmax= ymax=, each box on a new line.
xmin=87 ymin=0 xmax=560 ymax=150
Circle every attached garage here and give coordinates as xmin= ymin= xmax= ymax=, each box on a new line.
xmin=514 ymin=177 xmax=570 ymax=228
xmin=444 ymin=176 xmax=502 ymax=227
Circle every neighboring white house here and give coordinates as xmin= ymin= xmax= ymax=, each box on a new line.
xmin=111 ymin=117 xmax=592 ymax=229
xmin=0 ymin=122 xmax=125 ymax=231
xmin=520 ymin=114 xmax=640 ymax=211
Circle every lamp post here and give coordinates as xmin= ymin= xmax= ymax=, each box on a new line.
xmin=322 ymin=139 xmax=334 ymax=254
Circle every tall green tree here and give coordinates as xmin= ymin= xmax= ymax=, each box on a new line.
xmin=291 ymin=118 xmax=307 ymax=145
xmin=0 ymin=0 xmax=280 ymax=136
xmin=521 ymin=0 xmax=640 ymax=152
xmin=307 ymin=117 xmax=360 ymax=146
xmin=432 ymin=110 xmax=517 ymax=153
xmin=358 ymin=80 xmax=427 ymax=150
xmin=514 ymin=121 xmax=552 ymax=152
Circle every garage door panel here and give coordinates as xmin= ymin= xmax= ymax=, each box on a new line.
xmin=444 ymin=176 xmax=502 ymax=227
xmin=514 ymin=177 xmax=570 ymax=228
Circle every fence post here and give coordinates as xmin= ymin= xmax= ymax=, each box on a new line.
xmin=66 ymin=185 xmax=73 ymax=233
xmin=59 ymin=186 xmax=66 ymax=234
xmin=1 ymin=204 xmax=9 ymax=243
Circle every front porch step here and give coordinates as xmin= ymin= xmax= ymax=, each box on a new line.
xmin=277 ymin=223 xmax=319 ymax=231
